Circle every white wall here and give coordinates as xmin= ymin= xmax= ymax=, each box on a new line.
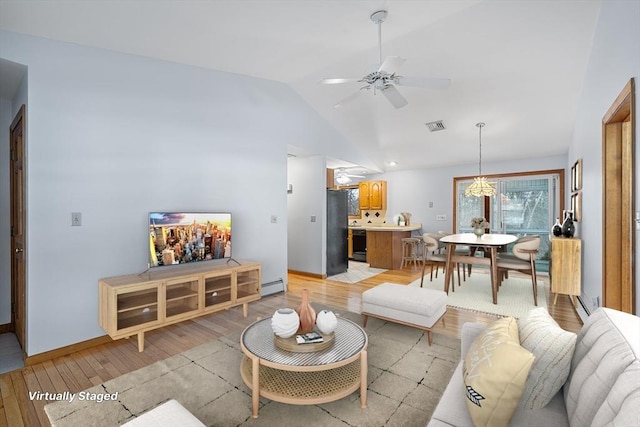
xmin=373 ymin=155 xmax=566 ymax=233
xmin=0 ymin=98 xmax=11 ymax=325
xmin=0 ymin=71 xmax=27 ymax=325
xmin=0 ymin=31 xmax=362 ymax=355
xmin=569 ymin=0 xmax=640 ymax=314
xmin=287 ymin=156 xmax=327 ymax=276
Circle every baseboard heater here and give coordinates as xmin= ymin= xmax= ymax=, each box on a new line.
xmin=262 ymin=278 xmax=285 ymax=296
xmin=574 ymin=295 xmax=590 ymax=324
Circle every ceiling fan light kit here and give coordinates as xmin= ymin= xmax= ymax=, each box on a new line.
xmin=465 ymin=122 xmax=497 ymax=197
xmin=336 ymin=174 xmax=351 ymax=185
xmin=320 ymin=10 xmax=451 ymax=109
xmin=335 ymin=168 xmax=365 ymax=185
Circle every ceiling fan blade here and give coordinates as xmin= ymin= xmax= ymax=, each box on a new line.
xmin=381 ymin=85 xmax=408 ymax=109
xmin=378 ymin=56 xmax=406 ymax=74
xmin=397 ymin=76 xmax=451 ymax=90
xmin=334 ymin=89 xmax=366 ymax=108
xmin=320 ymin=78 xmax=361 ymax=85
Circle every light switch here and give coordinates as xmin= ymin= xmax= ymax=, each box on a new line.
xmin=71 ymin=212 xmax=82 ymax=226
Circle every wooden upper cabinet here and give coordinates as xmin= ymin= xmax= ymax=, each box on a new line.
xmin=358 ymin=181 xmax=370 ymax=210
xmin=369 ymin=181 xmax=387 ymax=210
xmin=359 ymin=180 xmax=387 ymax=210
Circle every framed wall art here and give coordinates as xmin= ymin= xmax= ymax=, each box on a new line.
xmin=571 ymin=192 xmax=582 ymax=222
xmin=571 ymin=159 xmax=582 ymax=192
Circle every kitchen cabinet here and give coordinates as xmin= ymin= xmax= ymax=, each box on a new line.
xmin=364 ymin=224 xmax=422 ymax=269
xmin=359 ymin=180 xmax=387 ymax=210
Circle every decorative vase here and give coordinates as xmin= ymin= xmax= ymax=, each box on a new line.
xmin=296 ymin=289 xmax=317 ymax=333
xmin=473 ymin=228 xmax=485 ymax=237
xmin=562 ymin=215 xmax=575 ymax=238
xmin=552 ymin=217 xmax=563 ymax=237
xmin=315 ymin=310 xmax=338 ymax=335
xmin=401 ymin=212 xmax=412 ymax=226
xmin=271 ymin=308 xmax=300 ymax=338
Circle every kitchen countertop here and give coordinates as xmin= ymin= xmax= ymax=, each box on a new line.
xmin=349 ymin=223 xmax=422 ymax=232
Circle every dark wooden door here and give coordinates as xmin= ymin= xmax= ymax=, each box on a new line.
xmin=10 ymin=105 xmax=26 ymax=349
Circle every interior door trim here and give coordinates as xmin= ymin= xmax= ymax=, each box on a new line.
xmin=602 ymin=78 xmax=635 ymax=314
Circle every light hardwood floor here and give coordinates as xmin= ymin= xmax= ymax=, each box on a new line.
xmin=0 ymin=268 xmax=582 ymax=427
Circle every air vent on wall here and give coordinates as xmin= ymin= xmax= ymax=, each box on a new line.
xmin=425 ymin=120 xmax=446 ymax=132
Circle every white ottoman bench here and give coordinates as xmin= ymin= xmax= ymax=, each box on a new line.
xmin=361 ymin=283 xmax=447 ymax=345
xmin=121 ymin=399 xmax=205 ymax=426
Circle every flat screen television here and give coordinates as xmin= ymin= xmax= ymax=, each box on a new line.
xmin=149 ymin=212 xmax=231 ymax=267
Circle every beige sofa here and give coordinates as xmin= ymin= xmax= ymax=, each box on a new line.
xmin=428 ymin=308 xmax=640 ymax=426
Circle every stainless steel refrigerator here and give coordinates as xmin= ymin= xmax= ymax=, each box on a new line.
xmin=327 ymin=189 xmax=348 ymax=276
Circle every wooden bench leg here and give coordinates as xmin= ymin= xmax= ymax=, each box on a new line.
xmin=362 ymin=314 xmax=368 ymax=328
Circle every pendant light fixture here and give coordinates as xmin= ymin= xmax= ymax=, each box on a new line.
xmin=465 ymin=122 xmax=497 ymax=197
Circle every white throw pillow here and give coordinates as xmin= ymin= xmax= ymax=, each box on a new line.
xmin=518 ymin=307 xmax=577 ymax=409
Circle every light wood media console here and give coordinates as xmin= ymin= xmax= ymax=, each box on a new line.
xmin=99 ymin=260 xmax=261 ymax=351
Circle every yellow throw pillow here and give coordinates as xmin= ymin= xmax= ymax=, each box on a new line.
xmin=463 ymin=317 xmax=535 ymax=427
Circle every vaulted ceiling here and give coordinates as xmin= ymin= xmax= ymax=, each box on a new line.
xmin=0 ymin=1 xmax=601 ymax=174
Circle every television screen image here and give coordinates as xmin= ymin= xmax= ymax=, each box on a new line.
xmin=149 ymin=212 xmax=231 ymax=267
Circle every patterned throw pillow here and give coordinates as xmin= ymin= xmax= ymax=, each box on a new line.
xmin=463 ymin=317 xmax=535 ymax=427
xmin=518 ymin=307 xmax=577 ymax=409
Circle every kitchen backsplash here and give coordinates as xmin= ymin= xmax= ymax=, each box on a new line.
xmin=352 ymin=210 xmax=387 ymax=225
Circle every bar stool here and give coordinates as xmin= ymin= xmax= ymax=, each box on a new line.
xmin=400 ymin=237 xmax=420 ymax=270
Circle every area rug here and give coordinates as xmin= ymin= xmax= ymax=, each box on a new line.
xmin=405 ymin=270 xmax=548 ymax=319
xmin=44 ymin=311 xmax=460 ymax=427
xmin=327 ymin=261 xmax=387 ymax=284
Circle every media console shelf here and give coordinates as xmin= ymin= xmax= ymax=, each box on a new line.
xmin=99 ymin=260 xmax=261 ymax=351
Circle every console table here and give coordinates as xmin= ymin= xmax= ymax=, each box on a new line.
xmin=99 ymin=260 xmax=261 ymax=351
xmin=550 ymin=238 xmax=581 ymax=307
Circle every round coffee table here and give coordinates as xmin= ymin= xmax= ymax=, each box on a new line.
xmin=240 ymin=316 xmax=368 ymax=418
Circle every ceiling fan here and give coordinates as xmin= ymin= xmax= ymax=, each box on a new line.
xmin=320 ymin=10 xmax=451 ymax=109
xmin=335 ymin=168 xmax=365 ymax=185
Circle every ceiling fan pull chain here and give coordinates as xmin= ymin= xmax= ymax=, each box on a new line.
xmin=378 ymin=19 xmax=383 ymax=65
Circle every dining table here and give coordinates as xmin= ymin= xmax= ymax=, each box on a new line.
xmin=439 ymin=233 xmax=517 ymax=304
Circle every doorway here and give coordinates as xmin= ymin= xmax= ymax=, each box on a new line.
xmin=602 ymin=79 xmax=635 ymax=314
xmin=10 ymin=104 xmax=26 ymax=355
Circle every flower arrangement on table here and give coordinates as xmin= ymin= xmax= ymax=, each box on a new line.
xmin=470 ymin=217 xmax=489 ymax=229
xmin=470 ymin=217 xmax=489 ymax=236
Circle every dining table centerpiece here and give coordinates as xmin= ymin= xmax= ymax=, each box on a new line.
xmin=471 ymin=217 xmax=489 ymax=237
